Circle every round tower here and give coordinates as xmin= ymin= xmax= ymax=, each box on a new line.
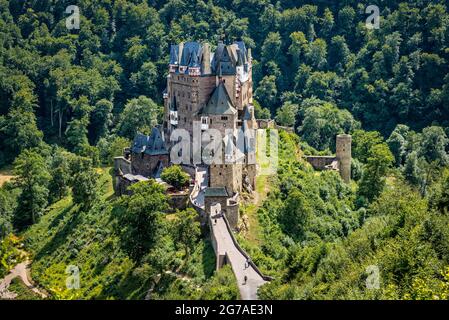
xmin=336 ymin=134 xmax=352 ymax=183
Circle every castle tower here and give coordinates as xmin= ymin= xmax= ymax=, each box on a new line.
xmin=336 ymin=134 xmax=352 ymax=183
xmin=163 ymin=40 xmax=255 ymax=195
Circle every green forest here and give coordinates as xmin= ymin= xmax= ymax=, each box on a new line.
xmin=2 ymin=0 xmax=449 ymax=300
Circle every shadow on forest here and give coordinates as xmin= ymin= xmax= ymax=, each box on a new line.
xmin=98 ymin=260 xmax=149 ymax=300
xmin=48 ymin=204 xmax=74 ymax=229
xmin=201 ymin=240 xmax=216 ymax=278
xmin=35 ymin=205 xmax=82 ymax=261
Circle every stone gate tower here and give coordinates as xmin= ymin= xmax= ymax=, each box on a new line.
xmin=336 ymin=134 xmax=352 ymax=183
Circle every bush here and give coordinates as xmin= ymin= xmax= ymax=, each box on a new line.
xmin=161 ymin=166 xmax=190 ymax=190
xmin=201 ymin=266 xmax=240 ymax=300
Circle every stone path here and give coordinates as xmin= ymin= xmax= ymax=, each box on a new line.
xmin=191 ymin=167 xmax=267 ymax=300
xmin=0 ymin=259 xmax=47 ymax=299
xmin=210 ymin=206 xmax=267 ymax=300
xmin=191 ymin=166 xmax=208 ymax=210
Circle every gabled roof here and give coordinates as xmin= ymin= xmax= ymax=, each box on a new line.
xmin=145 ymin=127 xmax=168 ymax=155
xmin=241 ymin=121 xmax=256 ymax=154
xmin=235 ymin=41 xmax=248 ymax=64
xmin=211 ymin=42 xmax=236 ymax=75
xmin=201 ymin=83 xmax=237 ymax=115
xmin=224 ymin=133 xmax=234 ymax=158
xmin=169 ymin=40 xmax=249 ymax=76
xmin=189 ymin=48 xmax=201 ymax=68
xmin=131 ymin=133 xmax=149 ymax=153
xmin=204 ymin=187 xmax=229 ymax=197
xmin=169 ymin=44 xmax=179 ymax=65
xmin=131 ymin=128 xmax=168 ymax=156
xmin=180 ymin=42 xmax=202 ymax=68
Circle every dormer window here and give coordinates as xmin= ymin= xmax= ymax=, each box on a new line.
xmin=201 ymin=116 xmax=209 ymax=130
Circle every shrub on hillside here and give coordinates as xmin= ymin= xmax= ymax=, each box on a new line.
xmin=161 ymin=166 xmax=190 ymax=190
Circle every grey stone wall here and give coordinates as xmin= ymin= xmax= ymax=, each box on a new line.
xmin=305 ymin=156 xmax=337 ymax=171
xmin=210 ymin=164 xmax=242 ymax=194
xmin=131 ymin=153 xmax=169 ymax=177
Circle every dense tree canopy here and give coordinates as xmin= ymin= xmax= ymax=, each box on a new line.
xmin=12 ymin=149 xmax=51 ymax=229
xmin=113 ymin=180 xmax=169 ymax=261
xmin=1 ymin=0 xmax=449 ymax=164
xmin=2 ymin=0 xmax=449 ymax=301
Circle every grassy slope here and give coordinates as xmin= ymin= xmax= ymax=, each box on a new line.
xmin=241 ymin=129 xmax=294 ymax=245
xmin=241 ymin=175 xmax=273 ymax=245
xmin=23 ymin=168 xmax=141 ymax=299
xmin=7 ymin=278 xmax=41 ymax=300
xmin=22 ymin=167 xmax=232 ymax=300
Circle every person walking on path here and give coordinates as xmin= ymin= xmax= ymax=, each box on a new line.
xmin=243 ymin=275 xmax=248 ymax=285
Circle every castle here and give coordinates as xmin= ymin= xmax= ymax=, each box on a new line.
xmin=114 ymin=40 xmax=258 ymax=229
xmin=112 ymin=39 xmax=353 ymax=298
xmin=163 ymin=40 xmax=257 ymax=194
xmin=114 ymin=39 xmax=352 ymax=230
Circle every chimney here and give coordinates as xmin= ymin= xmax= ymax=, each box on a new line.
xmin=247 ymin=48 xmax=252 ymax=63
xmin=178 ymin=42 xmax=184 ymax=65
xmin=202 ymin=42 xmax=211 ymax=75
xmin=236 ymin=48 xmax=243 ymax=67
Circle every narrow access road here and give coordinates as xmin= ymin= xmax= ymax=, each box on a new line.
xmin=211 ymin=205 xmax=266 ymax=300
xmin=0 ymin=259 xmax=47 ymax=299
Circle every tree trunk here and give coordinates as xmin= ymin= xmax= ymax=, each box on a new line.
xmin=59 ymin=108 xmax=63 ymax=139
xmin=50 ymin=100 xmax=54 ymax=127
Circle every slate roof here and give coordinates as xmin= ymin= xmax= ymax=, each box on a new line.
xmin=235 ymin=41 xmax=248 ymax=63
xmin=169 ymin=40 xmax=249 ymax=76
xmin=211 ymin=42 xmax=236 ymax=76
xmin=204 ymin=187 xmax=229 ymax=197
xmin=131 ymin=133 xmax=149 ymax=153
xmin=180 ymin=42 xmax=202 ymax=68
xmin=201 ymin=83 xmax=237 ymax=115
xmin=123 ymin=174 xmax=149 ymax=182
xmin=236 ymin=49 xmax=244 ymax=66
xmin=131 ymin=128 xmax=168 ymax=156
xmin=169 ymin=44 xmax=179 ymax=65
xmin=224 ymin=133 xmax=234 ymax=158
